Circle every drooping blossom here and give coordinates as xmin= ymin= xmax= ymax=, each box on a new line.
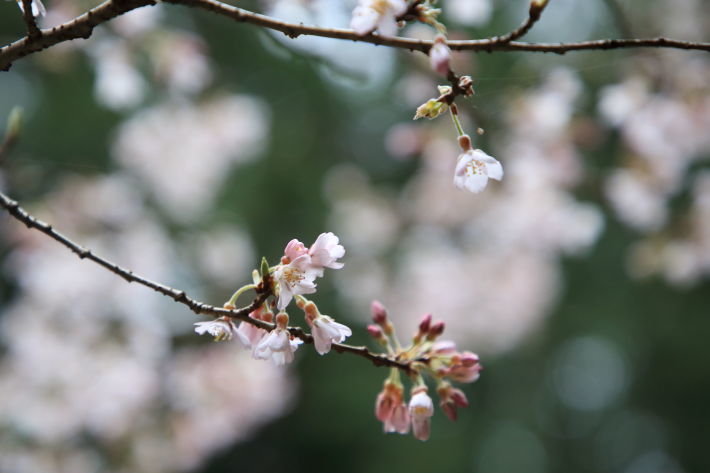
xmin=274 ymin=254 xmax=318 ymax=310
xmin=446 ymin=352 xmax=482 ymax=383
xmin=308 ymin=232 xmax=345 ymax=276
xmin=15 ymin=0 xmax=45 ymax=17
xmin=437 ymin=383 xmax=469 ymax=421
xmin=429 ymin=35 xmax=451 ymax=76
xmin=304 ymin=302 xmax=352 ymax=355
xmin=236 ymin=307 xmax=272 ymax=348
xmin=408 ymin=388 xmax=434 ymax=441
xmin=375 ymin=381 xmax=410 ymax=434
xmin=253 ymin=313 xmax=302 ymax=366
xmin=194 ymin=317 xmax=248 ymax=345
xmin=350 ymin=0 xmax=408 ymax=37
xmin=453 ymin=142 xmax=504 ymax=194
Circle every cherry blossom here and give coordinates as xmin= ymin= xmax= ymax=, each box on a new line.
xmin=350 ymin=0 xmax=408 ymax=37
xmin=454 ymin=148 xmax=504 ymax=193
xmin=408 ymin=388 xmax=434 ymax=441
xmin=375 ymin=381 xmax=410 ymax=434
xmin=194 ymin=317 xmax=248 ymax=345
xmin=308 ymin=232 xmax=345 ymax=276
xmin=437 ymin=383 xmax=469 ymax=421
xmin=274 ymin=254 xmax=318 ymax=310
xmin=253 ymin=313 xmax=302 ymax=366
xmin=311 ymin=316 xmax=352 ymax=355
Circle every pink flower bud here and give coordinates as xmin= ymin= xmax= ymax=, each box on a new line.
xmin=284 ymin=239 xmax=308 ymax=262
xmin=418 ymin=313 xmax=432 ymax=333
xmin=367 ymin=324 xmax=384 ymax=339
xmin=429 ymin=35 xmax=451 ymax=76
xmin=427 ymin=321 xmax=445 ymax=339
xmin=371 ymin=300 xmax=388 ymax=324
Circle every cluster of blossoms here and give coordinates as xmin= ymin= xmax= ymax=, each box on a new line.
xmin=194 ymin=232 xmax=351 ymax=366
xmin=368 ymin=302 xmax=481 ymax=440
xmin=193 ymin=233 xmax=482 ymax=440
xmin=354 ymin=0 xmax=502 ymax=196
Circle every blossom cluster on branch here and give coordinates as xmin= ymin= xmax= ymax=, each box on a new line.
xmin=190 ymin=232 xmax=481 ymax=440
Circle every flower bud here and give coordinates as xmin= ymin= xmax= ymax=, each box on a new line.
xmin=418 ymin=313 xmax=432 ymax=333
xmin=429 ymin=35 xmax=451 ymax=76
xmin=275 ymin=312 xmax=289 ymax=329
xmin=367 ymin=324 xmax=384 ymax=340
xmin=458 ymin=134 xmax=472 ymax=152
xmin=427 ymin=321 xmax=445 ymax=340
xmin=371 ymin=300 xmax=388 ymax=324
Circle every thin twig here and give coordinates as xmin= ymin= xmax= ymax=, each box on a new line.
xmin=1 ymin=0 xmax=708 ymax=71
xmin=20 ymin=0 xmax=42 ymax=39
xmin=495 ymin=0 xmax=549 ymax=43
xmin=0 ymin=190 xmax=412 ymax=372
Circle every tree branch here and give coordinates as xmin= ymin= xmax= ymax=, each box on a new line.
xmin=0 ymin=190 xmax=411 ymax=372
xmin=495 ymin=0 xmax=549 ymax=44
xmin=1 ymin=0 xmax=708 ymax=71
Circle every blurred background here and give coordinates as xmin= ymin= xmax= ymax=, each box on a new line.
xmin=0 ymin=0 xmax=708 ymax=472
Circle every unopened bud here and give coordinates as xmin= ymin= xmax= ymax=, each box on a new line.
xmin=260 ymin=257 xmax=270 ymax=279
xmin=427 ymin=321 xmax=445 ymax=339
xmin=303 ymin=301 xmax=319 ymax=320
xmin=371 ymin=300 xmax=388 ymax=324
xmin=418 ymin=313 xmax=432 ymax=333
xmin=367 ymin=324 xmax=384 ymax=340
xmin=275 ymin=312 xmax=289 ymax=328
xmin=458 ymin=134 xmax=472 ymax=152
xmin=429 ymin=35 xmax=451 ymax=77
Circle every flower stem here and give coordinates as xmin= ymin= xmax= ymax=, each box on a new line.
xmin=449 ymin=107 xmax=464 ymax=136
xmin=226 ymin=283 xmax=257 ymax=307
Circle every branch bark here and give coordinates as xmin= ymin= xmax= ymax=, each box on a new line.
xmin=1 ymin=0 xmax=708 ymax=71
xmin=0 ymin=190 xmax=412 ymax=372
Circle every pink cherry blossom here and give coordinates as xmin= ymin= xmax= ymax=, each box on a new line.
xmin=437 ymin=384 xmax=469 ymax=421
xmin=430 ymin=36 xmax=451 ymax=76
xmin=283 ymin=239 xmax=308 ymax=262
xmin=308 ymin=232 xmax=345 ymax=276
xmin=375 ymin=382 xmax=410 ymax=434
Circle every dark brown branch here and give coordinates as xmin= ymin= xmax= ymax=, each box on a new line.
xmin=495 ymin=0 xmax=549 ymax=44
xmin=20 ymin=0 xmax=42 ymax=39
xmin=0 ymin=190 xmax=411 ymax=372
xmin=1 ymin=0 xmax=708 ymax=71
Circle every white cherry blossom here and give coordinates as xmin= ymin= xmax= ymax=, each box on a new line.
xmin=311 ymin=315 xmax=352 ymax=355
xmin=274 ymin=254 xmax=318 ymax=310
xmin=253 ymin=329 xmax=301 ymax=366
xmin=408 ymin=389 xmax=434 ymax=441
xmin=453 ymin=149 xmax=504 ymax=193
xmin=194 ymin=318 xmax=248 ymax=345
xmin=350 ymin=0 xmax=408 ymax=37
